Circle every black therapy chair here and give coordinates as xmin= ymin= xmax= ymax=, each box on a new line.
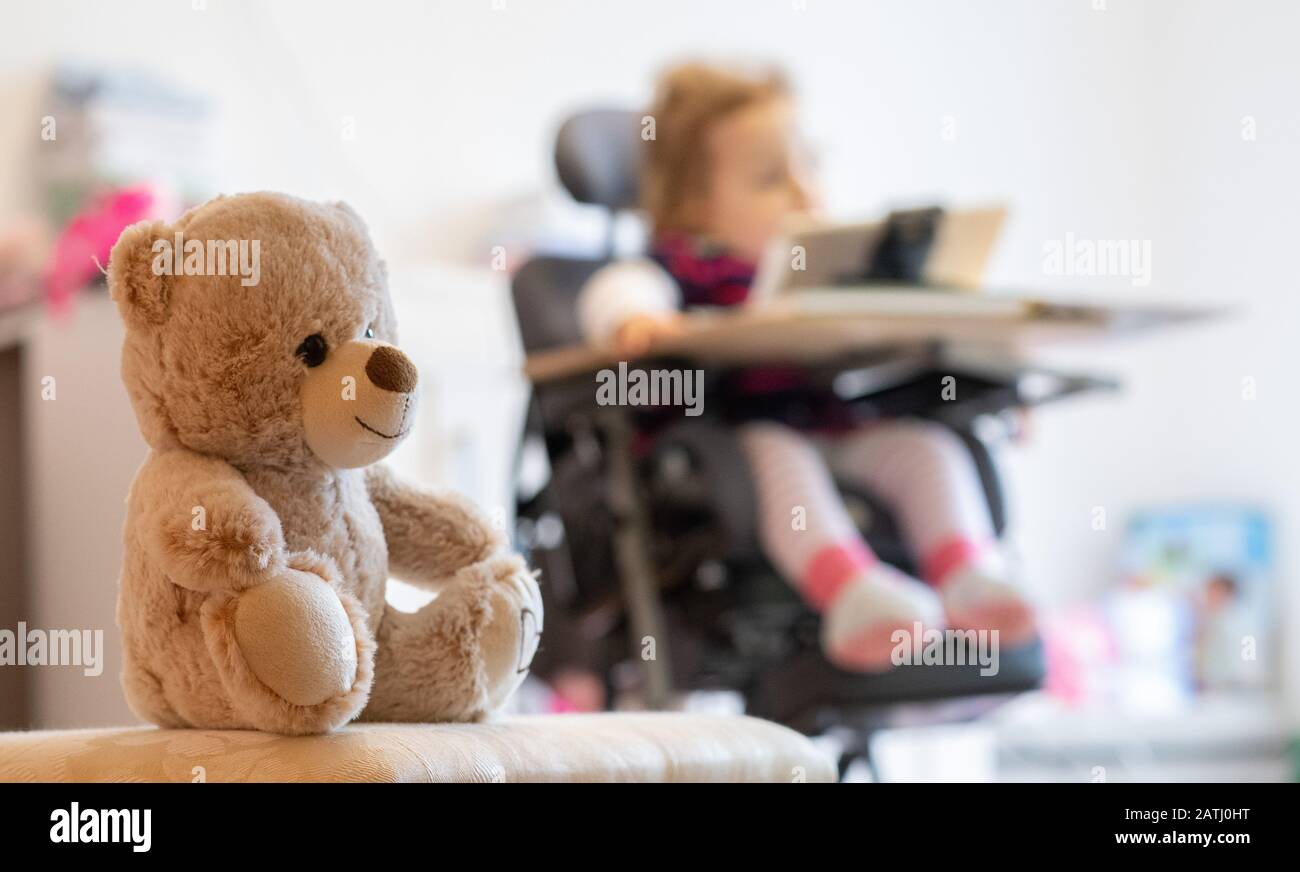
xmin=511 ymin=110 xmax=1092 ymax=773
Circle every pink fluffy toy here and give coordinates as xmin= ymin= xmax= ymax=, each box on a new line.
xmin=43 ymin=185 xmax=167 ymax=315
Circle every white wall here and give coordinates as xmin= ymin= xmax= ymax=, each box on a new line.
xmin=3 ymin=0 xmax=1297 ymax=725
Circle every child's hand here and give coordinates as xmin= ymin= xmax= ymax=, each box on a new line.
xmin=612 ymin=313 xmax=687 ymax=356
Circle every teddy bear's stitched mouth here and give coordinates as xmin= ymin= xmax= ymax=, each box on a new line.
xmin=354 ymin=416 xmax=409 ymax=440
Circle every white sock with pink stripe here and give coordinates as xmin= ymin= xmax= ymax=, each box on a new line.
xmin=826 ymin=421 xmax=1037 ymax=644
xmin=739 ymin=422 xmax=948 ymax=672
xmin=806 ymin=542 xmax=945 ymax=671
xmin=925 ymin=535 xmax=1035 ymax=645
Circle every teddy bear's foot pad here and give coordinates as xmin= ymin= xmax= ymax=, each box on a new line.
xmin=201 ymin=561 xmax=375 ymax=734
xmin=477 ymin=555 xmax=543 ymax=712
xmin=233 ymin=570 xmax=358 ymax=706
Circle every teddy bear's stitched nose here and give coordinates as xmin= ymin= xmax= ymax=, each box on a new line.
xmin=365 ymin=345 xmax=418 ymax=393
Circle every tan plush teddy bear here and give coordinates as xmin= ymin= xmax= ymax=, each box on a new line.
xmin=106 ymin=191 xmax=542 ymax=735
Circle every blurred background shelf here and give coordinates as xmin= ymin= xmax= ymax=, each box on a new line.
xmin=866 ymin=693 xmax=1293 ymax=783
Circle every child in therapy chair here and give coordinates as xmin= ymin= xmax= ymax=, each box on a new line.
xmin=577 ymin=62 xmax=1035 ymax=672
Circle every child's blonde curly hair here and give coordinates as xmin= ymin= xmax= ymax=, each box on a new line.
xmin=641 ymin=62 xmax=789 ymax=235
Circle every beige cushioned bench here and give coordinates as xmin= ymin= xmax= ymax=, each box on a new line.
xmin=0 ymin=713 xmax=835 ymax=783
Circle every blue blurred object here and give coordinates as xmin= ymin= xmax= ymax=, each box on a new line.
xmin=1118 ymin=505 xmax=1274 ymax=697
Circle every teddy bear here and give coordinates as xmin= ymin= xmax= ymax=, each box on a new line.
xmin=106 ymin=191 xmax=542 ymax=735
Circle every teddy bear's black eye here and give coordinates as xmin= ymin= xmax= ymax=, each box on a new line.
xmin=296 ymin=334 xmax=328 ymax=367
xmin=364 ymin=324 xmax=375 ymax=339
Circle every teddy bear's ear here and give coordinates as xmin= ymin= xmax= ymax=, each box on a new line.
xmin=107 ymin=219 xmax=172 ymax=328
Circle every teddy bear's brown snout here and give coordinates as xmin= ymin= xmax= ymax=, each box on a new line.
xmin=365 ymin=345 xmax=418 ymax=394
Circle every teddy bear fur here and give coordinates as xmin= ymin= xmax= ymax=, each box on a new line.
xmin=107 ymin=191 xmax=542 ymax=735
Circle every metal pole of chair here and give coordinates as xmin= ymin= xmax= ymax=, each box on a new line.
xmin=598 ymin=406 xmax=673 ymax=709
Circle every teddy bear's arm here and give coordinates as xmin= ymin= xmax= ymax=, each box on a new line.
xmin=364 ymin=463 xmax=504 ymax=587
xmin=135 ymin=449 xmax=288 ymax=591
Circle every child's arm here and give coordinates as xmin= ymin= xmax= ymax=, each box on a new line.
xmin=577 ymin=259 xmax=685 ymax=354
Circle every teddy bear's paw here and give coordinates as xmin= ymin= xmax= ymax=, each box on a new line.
xmin=201 ymin=567 xmax=376 ymax=733
xmin=151 ymin=480 xmax=288 ymax=590
xmin=233 ymin=569 xmax=358 ymax=706
xmin=477 ymin=554 xmax=544 ymax=712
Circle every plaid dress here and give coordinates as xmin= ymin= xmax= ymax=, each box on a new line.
xmin=649 ymin=232 xmax=859 ymax=431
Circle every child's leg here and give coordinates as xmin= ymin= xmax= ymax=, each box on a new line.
xmin=824 ymin=420 xmax=998 ymax=582
xmin=737 ymin=421 xmax=944 ymax=671
xmin=822 ymin=420 xmax=1034 ymax=643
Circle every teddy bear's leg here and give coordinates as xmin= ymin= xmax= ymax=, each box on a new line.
xmin=199 ymin=551 xmax=375 ymax=734
xmin=121 ymin=656 xmax=188 ymax=729
xmin=360 ymin=553 xmax=542 ymax=723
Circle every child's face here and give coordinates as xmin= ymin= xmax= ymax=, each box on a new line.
xmin=693 ymin=97 xmax=817 ymax=262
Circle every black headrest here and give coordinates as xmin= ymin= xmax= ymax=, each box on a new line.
xmin=554 ymin=109 xmax=641 ymax=210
